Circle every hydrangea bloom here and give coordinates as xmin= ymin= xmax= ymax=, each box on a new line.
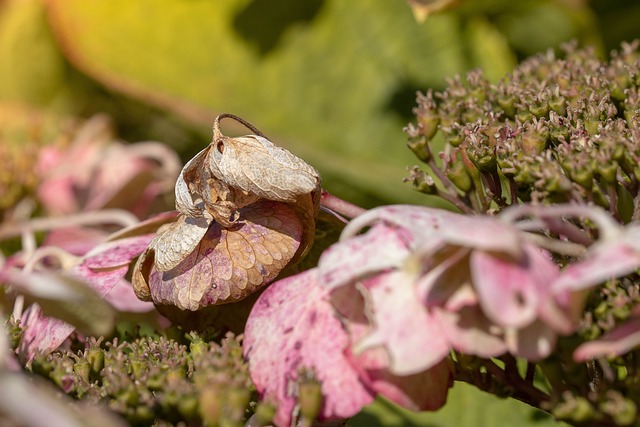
xmin=244 ymin=204 xmax=587 ymax=425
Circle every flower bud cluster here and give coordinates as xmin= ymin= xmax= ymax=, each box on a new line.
xmin=406 ymin=41 xmax=640 ymax=218
xmin=30 ymin=331 xmax=270 ymax=426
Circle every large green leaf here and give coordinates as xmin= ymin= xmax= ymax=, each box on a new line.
xmin=43 ymin=0 xmax=476 ymax=206
xmin=2 ymin=0 xmax=593 ymax=207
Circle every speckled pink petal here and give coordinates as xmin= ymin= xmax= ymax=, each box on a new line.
xmin=148 ymin=201 xmax=302 ymax=310
xmin=352 ymin=272 xmax=450 ymax=374
xmin=244 ymin=269 xmax=374 ymax=427
xmin=82 ymin=234 xmax=156 ymax=269
xmin=17 ymin=305 xmax=74 ymax=364
xmin=318 ymin=223 xmax=410 ymax=291
xmin=471 ymin=244 xmax=559 ymax=329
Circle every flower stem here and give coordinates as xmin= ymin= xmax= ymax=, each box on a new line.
xmin=319 ymin=190 xmax=367 ymax=219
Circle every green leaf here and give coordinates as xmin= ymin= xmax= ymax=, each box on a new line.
xmin=0 ymin=0 xmax=66 ymax=105
xmin=349 ymin=382 xmax=569 ymax=427
xmin=43 ymin=0 xmax=599 ymax=206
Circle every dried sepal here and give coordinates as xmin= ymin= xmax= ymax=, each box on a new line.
xmin=174 ymin=113 xmax=320 ymax=228
xmin=144 ymin=201 xmax=302 ymax=310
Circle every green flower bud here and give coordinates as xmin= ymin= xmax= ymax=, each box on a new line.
xmin=447 ymin=157 xmax=473 ymax=192
xmin=298 ymin=378 xmax=323 ymax=422
xmin=199 ymin=386 xmax=222 ymax=426
xmin=73 ymin=359 xmax=91 ymax=383
xmin=407 ymin=137 xmax=431 ymax=162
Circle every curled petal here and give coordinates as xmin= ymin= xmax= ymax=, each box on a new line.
xmin=244 ymin=269 xmax=374 ymax=427
xmin=505 ymin=320 xmax=558 ymax=361
xmin=208 ymin=135 xmax=320 ymax=202
xmin=148 ymin=215 xmax=211 ymax=272
xmin=340 ymin=205 xmax=458 ymax=243
xmin=348 ymin=346 xmax=452 ymax=412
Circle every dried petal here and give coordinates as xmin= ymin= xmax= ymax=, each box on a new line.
xmin=147 ymin=201 xmax=303 ymax=310
xmin=148 ymin=215 xmax=211 ymax=272
xmin=207 ymin=135 xmax=320 ymax=202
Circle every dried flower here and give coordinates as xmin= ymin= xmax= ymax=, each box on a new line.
xmin=133 ymin=114 xmax=321 ymax=311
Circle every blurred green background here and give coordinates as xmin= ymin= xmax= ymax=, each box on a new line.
xmin=1 ymin=0 xmax=639 ymax=425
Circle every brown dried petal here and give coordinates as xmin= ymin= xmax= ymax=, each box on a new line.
xmin=207 ymin=135 xmax=320 ymax=202
xmin=149 ymin=215 xmax=211 ymax=272
xmin=147 ymin=200 xmax=303 ymax=310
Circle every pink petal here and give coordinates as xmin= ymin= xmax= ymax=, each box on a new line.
xmin=574 ymin=314 xmax=640 ymax=361
xmin=506 ymin=319 xmax=558 ymax=361
xmin=104 ymin=280 xmax=155 ymax=312
xmin=43 ymin=227 xmax=109 ymax=256
xmin=340 ymin=204 xmax=459 ymax=243
xmin=318 ymin=223 xmax=410 ymax=291
xmin=471 ymin=244 xmax=559 ymax=329
xmin=553 ymin=242 xmax=640 ymax=292
xmin=82 ymin=234 xmax=156 ymax=269
xmin=18 ymin=305 xmax=74 ymax=364
xmin=352 ymin=272 xmax=450 ymax=374
xmin=348 ymin=346 xmax=452 ymax=412
xmin=244 ymin=269 xmax=374 ymax=427
xmin=433 ymin=306 xmax=507 ymax=358
xmin=437 ymin=216 xmax=524 ymax=259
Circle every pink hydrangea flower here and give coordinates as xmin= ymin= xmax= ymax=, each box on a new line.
xmin=36 ymin=115 xmax=180 ymax=218
xmin=319 ymin=205 xmax=575 ymax=371
xmin=244 ymin=204 xmax=583 ymax=425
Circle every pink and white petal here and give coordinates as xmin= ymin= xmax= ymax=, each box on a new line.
xmin=244 ymin=269 xmax=374 ymax=427
xmin=538 ymin=288 xmax=581 ymax=335
xmin=319 ymin=223 xmax=410 ymax=291
xmin=340 ymin=205 xmax=460 ymax=244
xmin=573 ymin=315 xmax=640 ymax=361
xmin=471 ymin=244 xmax=558 ymax=329
xmin=505 ymin=320 xmax=558 ymax=361
xmin=553 ymin=242 xmax=640 ymax=293
xmin=349 ymin=346 xmax=453 ymax=412
xmin=434 ymin=306 xmax=507 ymax=358
xmin=353 ymin=272 xmax=450 ymax=374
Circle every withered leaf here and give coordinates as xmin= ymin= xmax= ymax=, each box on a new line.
xmin=143 ymin=200 xmax=303 ymax=310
